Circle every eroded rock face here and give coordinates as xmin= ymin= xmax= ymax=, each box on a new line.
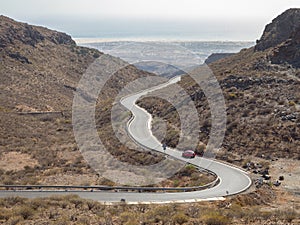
xmin=8 ymin=52 xmax=31 ymax=64
xmin=255 ymin=8 xmax=300 ymax=51
xmin=204 ymin=53 xmax=234 ymax=64
xmin=270 ymin=29 xmax=300 ymax=68
xmin=49 ymin=32 xmax=76 ymax=45
xmin=0 ymin=15 xmax=75 ymax=48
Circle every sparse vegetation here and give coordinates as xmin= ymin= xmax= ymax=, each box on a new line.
xmin=138 ymin=53 xmax=300 ymax=160
xmin=0 ymin=194 xmax=297 ymax=224
xmin=203 ymin=212 xmax=231 ymax=225
xmin=0 ymin=10 xmax=300 ymax=225
xmin=0 ymin=16 xmax=170 ymax=186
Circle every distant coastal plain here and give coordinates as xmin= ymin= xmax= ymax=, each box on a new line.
xmin=76 ymin=38 xmax=254 ymax=63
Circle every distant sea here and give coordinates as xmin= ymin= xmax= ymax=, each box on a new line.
xmin=75 ymin=38 xmax=254 ymax=64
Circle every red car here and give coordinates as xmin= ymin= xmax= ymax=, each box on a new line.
xmin=182 ymin=150 xmax=196 ymax=158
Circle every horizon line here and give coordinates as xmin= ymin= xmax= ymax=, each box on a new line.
xmin=74 ymin=37 xmax=255 ymax=44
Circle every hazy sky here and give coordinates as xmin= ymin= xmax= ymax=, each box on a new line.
xmin=1 ymin=0 xmax=300 ymax=40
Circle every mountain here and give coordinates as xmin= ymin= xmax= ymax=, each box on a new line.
xmin=270 ymin=28 xmax=300 ymax=68
xmin=138 ymin=8 xmax=300 ymax=161
xmin=0 ymin=15 xmax=98 ymax=112
xmin=204 ymin=53 xmax=234 ymax=64
xmin=0 ymin=16 xmax=161 ymax=185
xmin=0 ymin=15 xmax=100 ymax=185
xmin=0 ymin=13 xmax=299 ymax=225
xmin=134 ymin=61 xmax=185 ymax=78
xmin=255 ymin=8 xmax=300 ymax=68
xmin=255 ymin=8 xmax=300 ymax=51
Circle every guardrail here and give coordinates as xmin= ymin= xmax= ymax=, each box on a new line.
xmin=119 ymin=91 xmax=221 ymax=193
xmin=0 ymin=178 xmax=219 ymax=193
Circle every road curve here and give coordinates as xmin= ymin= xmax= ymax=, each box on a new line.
xmin=0 ymin=76 xmax=251 ymax=203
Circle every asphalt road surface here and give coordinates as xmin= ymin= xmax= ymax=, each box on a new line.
xmin=0 ymin=76 xmax=251 ymax=203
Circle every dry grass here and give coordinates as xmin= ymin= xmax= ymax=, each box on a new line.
xmin=0 ymin=190 xmax=298 ymax=224
xmin=138 ymin=48 xmax=300 ymax=160
xmin=0 ymin=16 xmax=214 ymax=187
xmin=0 ymin=152 xmax=38 ymax=172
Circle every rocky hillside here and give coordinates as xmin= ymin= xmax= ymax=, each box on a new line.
xmin=255 ymin=8 xmax=300 ymax=51
xmin=0 ymin=15 xmax=99 ymax=112
xmin=255 ymin=8 xmax=300 ymax=68
xmin=138 ymin=9 xmax=300 ymax=161
xmin=204 ymin=53 xmax=234 ymax=64
xmin=270 ymin=28 xmax=300 ymax=68
xmin=0 ymin=13 xmax=299 ymax=225
xmin=0 ymin=15 xmax=100 ymax=185
xmin=0 ymin=16 xmax=162 ymax=185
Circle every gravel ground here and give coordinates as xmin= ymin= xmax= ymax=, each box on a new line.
xmin=268 ymin=159 xmax=300 ymax=212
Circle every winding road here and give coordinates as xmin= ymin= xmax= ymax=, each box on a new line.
xmin=0 ymin=76 xmax=251 ymax=204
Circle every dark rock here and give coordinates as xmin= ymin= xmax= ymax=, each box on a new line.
xmin=22 ymin=24 xmax=45 ymax=46
xmin=220 ymin=75 xmax=297 ymax=91
xmin=281 ymin=113 xmax=298 ymax=121
xmin=0 ymin=37 xmax=6 ymax=48
xmin=1 ymin=22 xmax=44 ymax=47
xmin=252 ymin=59 xmax=271 ymax=71
xmin=255 ymin=178 xmax=264 ymax=188
xmin=270 ymin=29 xmax=300 ymax=68
xmin=273 ymin=180 xmax=281 ymax=186
xmin=205 ymin=53 xmax=234 ymax=64
xmin=254 ymin=8 xmax=300 ymax=68
xmin=261 ymin=169 xmax=269 ymax=176
xmin=63 ymin=84 xmax=77 ymax=91
xmin=262 ymin=174 xmax=271 ymax=180
xmin=8 ymin=52 xmax=31 ymax=64
xmin=255 ymin=8 xmax=300 ymax=51
xmin=0 ymin=15 xmax=75 ymax=48
xmin=50 ymin=32 xmax=76 ymax=45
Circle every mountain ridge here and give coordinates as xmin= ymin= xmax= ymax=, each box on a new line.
xmin=255 ymin=8 xmax=300 ymax=68
xmin=0 ymin=11 xmax=299 ymax=225
xmin=255 ymin=8 xmax=300 ymax=51
xmin=0 ymin=15 xmax=163 ymax=186
xmin=138 ymin=8 xmax=300 ymax=160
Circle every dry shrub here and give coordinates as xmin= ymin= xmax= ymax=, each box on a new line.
xmin=172 ymin=212 xmax=189 ymax=225
xmin=120 ymin=211 xmax=139 ymax=225
xmin=202 ymin=212 xmax=231 ymax=225
xmin=15 ymin=205 xmax=35 ymax=219
xmin=7 ymin=216 xmax=23 ymax=225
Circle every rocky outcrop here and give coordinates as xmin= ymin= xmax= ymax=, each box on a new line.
xmin=204 ymin=53 xmax=234 ymax=64
xmin=270 ymin=29 xmax=300 ymax=68
xmin=135 ymin=61 xmax=185 ymax=78
xmin=255 ymin=8 xmax=300 ymax=51
xmin=0 ymin=15 xmax=100 ymax=111
xmin=49 ymin=32 xmax=75 ymax=45
xmin=0 ymin=15 xmax=75 ymax=48
xmin=0 ymin=15 xmax=165 ymax=177
xmin=8 ymin=52 xmax=31 ymax=64
xmin=254 ymin=8 xmax=300 ymax=68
